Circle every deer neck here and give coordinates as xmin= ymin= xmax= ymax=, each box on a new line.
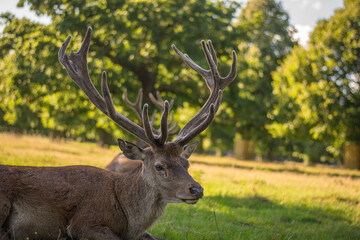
xmin=114 ymin=164 xmax=167 ymax=239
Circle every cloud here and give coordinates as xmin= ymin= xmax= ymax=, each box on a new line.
xmin=294 ymin=24 xmax=313 ymax=46
xmin=312 ymin=1 xmax=322 ymax=10
xmin=300 ymin=0 xmax=310 ymax=8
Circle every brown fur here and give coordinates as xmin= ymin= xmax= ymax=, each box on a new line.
xmin=106 ymin=154 xmax=142 ymax=173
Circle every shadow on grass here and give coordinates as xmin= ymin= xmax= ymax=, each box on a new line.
xmin=150 ymin=195 xmax=360 ymax=240
xmin=190 ymin=160 xmax=360 ymax=179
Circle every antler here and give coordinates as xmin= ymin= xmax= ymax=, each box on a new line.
xmin=149 ymin=91 xmax=180 ymax=136
xmin=123 ymin=89 xmax=180 ymax=140
xmin=59 ymin=27 xmax=236 ymax=149
xmin=58 ymin=27 xmax=170 ymax=148
xmin=149 ymin=91 xmax=175 ymax=110
xmin=171 ymin=40 xmax=237 ymax=146
xmin=122 ymin=88 xmax=143 ymax=123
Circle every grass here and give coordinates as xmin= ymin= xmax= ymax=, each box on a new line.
xmin=0 ymin=132 xmax=359 ymax=239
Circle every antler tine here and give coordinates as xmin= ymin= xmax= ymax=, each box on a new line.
xmin=142 ymin=104 xmax=157 ymax=146
xmin=222 ymin=50 xmax=237 ymax=87
xmin=174 ymin=91 xmax=222 ymax=146
xmin=153 ymin=111 xmax=180 ymax=137
xmin=201 ymin=40 xmax=220 ymax=82
xmin=149 ymin=91 xmax=175 ymax=110
xmin=176 ymin=104 xmax=215 ymax=146
xmin=151 ymin=111 xmax=179 ymax=138
xmin=149 ymin=92 xmax=162 ymax=110
xmin=101 ymin=72 xmax=116 ymax=117
xmin=172 ymin=40 xmax=237 ymax=146
xmin=149 ymin=91 xmax=178 ymax=139
xmin=207 ymin=40 xmax=218 ymax=67
xmin=168 ymin=121 xmax=180 ymax=135
xmin=150 ymin=110 xmax=157 ymax=127
xmin=171 ymin=44 xmax=211 ymax=83
xmin=122 ymin=88 xmax=143 ymax=125
xmin=168 ymin=111 xmax=175 ymax=126
xmin=142 ymin=101 xmax=170 ymax=147
xmin=156 ymin=91 xmax=163 ymax=106
xmin=158 ymin=101 xmax=170 ymax=145
xmin=122 ymin=89 xmax=160 ymax=135
xmin=59 ymin=27 xmax=151 ymax=146
xmin=120 ymin=87 xmax=177 ymax=144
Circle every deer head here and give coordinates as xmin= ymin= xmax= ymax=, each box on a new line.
xmin=58 ymin=27 xmax=236 ymax=204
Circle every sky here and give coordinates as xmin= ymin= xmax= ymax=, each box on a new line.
xmin=281 ymin=0 xmax=343 ymax=44
xmin=0 ymin=0 xmax=344 ymax=45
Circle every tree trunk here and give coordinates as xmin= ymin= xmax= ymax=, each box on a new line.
xmin=344 ymin=143 xmax=360 ymax=169
xmin=49 ymin=130 xmax=63 ymax=142
xmin=97 ymin=128 xmax=114 ymax=148
xmin=303 ymin=158 xmax=316 ymax=166
xmin=234 ymin=139 xmax=255 ymax=160
xmin=267 ymin=135 xmax=273 ymax=161
xmin=136 ymin=67 xmax=156 ymax=104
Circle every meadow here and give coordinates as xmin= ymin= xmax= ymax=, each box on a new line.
xmin=0 ymin=133 xmax=359 ymax=239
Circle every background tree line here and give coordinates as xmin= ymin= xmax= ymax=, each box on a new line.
xmin=0 ymin=0 xmax=359 ymax=167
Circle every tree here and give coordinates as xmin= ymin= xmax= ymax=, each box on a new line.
xmin=228 ymin=0 xmax=296 ymax=159
xmin=271 ymin=0 xmax=360 ymax=164
xmin=309 ymin=0 xmax=360 ymax=146
xmin=270 ymin=46 xmax=335 ymax=164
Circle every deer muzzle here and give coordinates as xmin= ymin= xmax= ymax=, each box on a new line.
xmin=178 ymin=183 xmax=204 ymax=204
xmin=189 ymin=186 xmax=204 ymax=199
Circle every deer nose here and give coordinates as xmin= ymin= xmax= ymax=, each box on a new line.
xmin=189 ymin=187 xmax=204 ymax=199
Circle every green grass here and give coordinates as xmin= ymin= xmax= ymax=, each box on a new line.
xmin=1 ymin=133 xmax=359 ymax=239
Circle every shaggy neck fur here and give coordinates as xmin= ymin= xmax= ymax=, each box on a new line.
xmin=115 ymin=163 xmax=167 ymax=239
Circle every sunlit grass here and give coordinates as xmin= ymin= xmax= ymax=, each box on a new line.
xmin=0 ymin=132 xmax=116 ymax=168
xmin=1 ymin=132 xmax=359 ymax=239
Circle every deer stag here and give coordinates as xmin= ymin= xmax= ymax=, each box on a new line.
xmin=106 ymin=90 xmax=180 ymax=173
xmin=0 ymin=27 xmax=236 ymax=240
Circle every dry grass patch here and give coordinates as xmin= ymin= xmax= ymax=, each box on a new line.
xmin=0 ymin=133 xmax=118 ymax=168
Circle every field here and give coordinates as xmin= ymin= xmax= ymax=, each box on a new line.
xmin=0 ymin=133 xmax=359 ymax=239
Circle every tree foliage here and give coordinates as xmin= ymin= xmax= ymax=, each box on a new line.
xmin=0 ymin=14 xmax=121 ymax=141
xmin=271 ymin=0 xmax=360 ymax=162
xmin=1 ymin=0 xmax=241 ymax=144
xmin=224 ymin=0 xmax=296 ymax=158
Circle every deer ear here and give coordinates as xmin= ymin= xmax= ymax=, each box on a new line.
xmin=117 ymin=139 xmax=146 ymax=160
xmin=181 ymin=140 xmax=199 ymax=159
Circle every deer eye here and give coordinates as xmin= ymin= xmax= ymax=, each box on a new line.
xmin=155 ymin=165 xmax=164 ymax=171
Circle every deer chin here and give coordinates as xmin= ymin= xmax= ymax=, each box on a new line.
xmin=164 ymin=198 xmax=183 ymax=204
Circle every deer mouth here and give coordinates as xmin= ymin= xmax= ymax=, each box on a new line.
xmin=181 ymin=199 xmax=199 ymax=204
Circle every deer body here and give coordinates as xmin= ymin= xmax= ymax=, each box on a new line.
xmin=0 ymin=164 xmax=127 ymax=239
xmin=0 ymin=27 xmax=237 ymax=239
xmin=107 ymin=154 xmax=142 ymax=173
xmin=0 ymin=164 xmax=165 ymax=239
xmin=0 ymin=156 xmax=171 ymax=239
